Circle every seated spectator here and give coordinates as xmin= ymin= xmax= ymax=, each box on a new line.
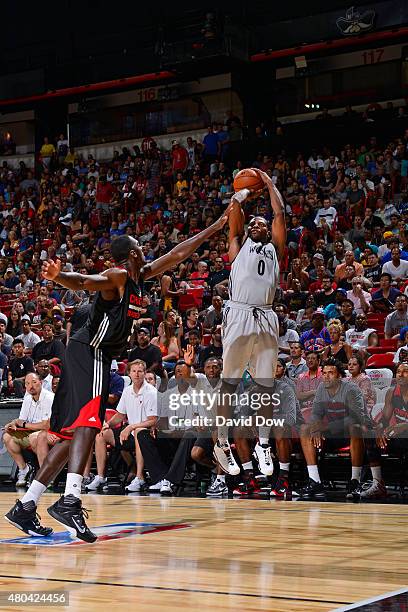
xmin=181 ymin=307 xmax=202 ymax=347
xmin=337 ymin=265 xmax=357 ymax=292
xmin=35 ymin=359 xmax=53 ymax=391
xmin=128 ymin=328 xmax=163 ymax=374
xmin=3 ymin=373 xmax=53 ymax=486
xmin=294 ymin=358 xmax=366 ymax=499
xmin=16 ymin=317 xmax=41 ymax=352
xmin=334 ymin=251 xmax=364 ymax=283
xmin=345 ymin=314 xmax=378 ymax=349
xmin=295 ymin=351 xmax=322 ymax=423
xmin=364 ymin=251 xmax=382 ymax=286
xmin=4 ymin=267 xmax=20 ymax=290
xmin=199 ymin=325 xmax=223 ymax=367
xmin=347 ymin=276 xmax=371 ymax=314
xmin=208 ymin=256 xmax=230 ymax=292
xmin=315 ymin=275 xmax=336 ymax=308
xmin=286 ymin=258 xmax=310 ymax=291
xmin=338 ymin=301 xmax=356 ymax=333
xmin=6 ymin=310 xmax=22 ymax=339
xmin=8 ymin=339 xmax=35 ymax=397
xmin=384 ymin=294 xmax=408 ymax=339
xmin=15 ymin=272 xmax=33 ymax=293
xmin=286 ymin=342 xmax=308 ymax=378
xmin=299 ymin=310 xmax=331 ymax=353
xmin=88 ymin=360 xmax=158 ymax=492
xmin=32 ymin=322 xmax=65 ymax=369
xmin=202 ymin=295 xmax=224 ymax=333
xmin=382 ymin=246 xmax=408 ymax=282
xmin=323 ymin=320 xmax=352 ymax=365
xmin=348 ymin=354 xmax=376 ymax=416
xmin=371 ymin=272 xmax=401 ymax=312
xmin=52 ymin=313 xmax=67 ymax=344
xmin=0 ymin=319 xmax=13 ymax=355
xmin=278 ymin=314 xmax=299 ymax=359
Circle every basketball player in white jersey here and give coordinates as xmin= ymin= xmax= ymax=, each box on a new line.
xmin=213 ymin=168 xmax=286 ymax=476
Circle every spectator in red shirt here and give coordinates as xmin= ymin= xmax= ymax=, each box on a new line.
xmin=96 ymin=176 xmax=114 ymax=222
xmin=171 ymin=140 xmax=188 ymax=178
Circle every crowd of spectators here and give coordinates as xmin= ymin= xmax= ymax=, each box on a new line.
xmin=1 ymin=103 xmax=408 ymax=500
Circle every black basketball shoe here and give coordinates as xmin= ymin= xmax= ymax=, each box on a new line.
xmin=5 ymin=500 xmax=53 ymax=537
xmin=47 ymin=495 xmax=97 ymax=543
xmin=294 ymin=478 xmax=326 ymax=500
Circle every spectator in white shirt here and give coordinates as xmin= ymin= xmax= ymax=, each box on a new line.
xmin=89 ymin=359 xmax=158 ymax=492
xmin=15 ymin=272 xmax=33 ymax=293
xmin=346 ymin=277 xmax=372 ymax=314
xmin=314 ymin=197 xmax=338 ymax=229
xmin=16 ymin=318 xmax=41 ymax=352
xmin=382 ymin=247 xmax=408 ymax=282
xmin=3 ymin=373 xmax=54 ymax=486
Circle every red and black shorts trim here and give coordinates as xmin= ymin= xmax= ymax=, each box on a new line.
xmin=49 ymin=339 xmax=111 ymax=440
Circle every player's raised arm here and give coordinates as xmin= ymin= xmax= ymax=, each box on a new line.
xmin=42 ymin=259 xmax=126 ymax=296
xmin=141 ymin=205 xmax=232 ymax=280
xmin=253 ymin=169 xmax=286 ymax=259
xmin=227 ymin=190 xmax=247 ymax=261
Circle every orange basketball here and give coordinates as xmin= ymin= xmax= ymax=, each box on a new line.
xmin=233 ymin=168 xmax=264 ymax=193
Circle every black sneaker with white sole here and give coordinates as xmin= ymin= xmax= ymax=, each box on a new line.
xmin=5 ymin=500 xmax=53 ymax=537
xmin=47 ymin=495 xmax=97 ymax=543
xmin=294 ymin=478 xmax=326 ymax=500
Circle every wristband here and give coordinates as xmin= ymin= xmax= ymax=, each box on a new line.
xmin=233 ymin=188 xmax=250 ymax=204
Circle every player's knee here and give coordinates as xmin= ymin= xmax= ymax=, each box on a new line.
xmin=191 ymin=446 xmax=204 ymax=463
xmin=136 ymin=428 xmax=150 ymax=442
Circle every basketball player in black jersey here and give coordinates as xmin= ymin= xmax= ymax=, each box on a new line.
xmin=5 ymin=209 xmax=231 ymax=542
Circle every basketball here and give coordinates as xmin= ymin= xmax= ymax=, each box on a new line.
xmin=233 ymin=168 xmax=264 ymax=193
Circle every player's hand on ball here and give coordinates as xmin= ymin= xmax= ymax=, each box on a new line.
xmin=251 ymin=168 xmax=272 ymax=186
xmin=42 ymin=258 xmax=61 ymax=281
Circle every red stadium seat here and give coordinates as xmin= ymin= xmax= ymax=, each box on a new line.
xmin=380 ymin=338 xmax=398 ymax=351
xmin=366 ymin=353 xmax=395 ymax=369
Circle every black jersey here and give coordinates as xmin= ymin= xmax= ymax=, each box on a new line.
xmin=73 ymin=273 xmax=143 ymax=358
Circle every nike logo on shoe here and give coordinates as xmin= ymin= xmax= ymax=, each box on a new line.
xmin=72 ymin=518 xmax=86 ymax=534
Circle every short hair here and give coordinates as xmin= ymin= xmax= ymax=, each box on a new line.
xmin=380 ymin=272 xmax=392 ymax=282
xmin=321 ymin=357 xmax=345 ymax=377
xmin=12 ymin=338 xmax=24 ymax=347
xmin=185 ymin=307 xmax=198 ymax=317
xmin=127 ymin=359 xmax=146 ymax=373
xmin=110 ymin=235 xmax=137 ymax=263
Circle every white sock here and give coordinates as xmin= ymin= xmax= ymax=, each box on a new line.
xmin=216 ymin=475 xmax=226 ymax=483
xmin=258 ymin=426 xmax=270 ymax=446
xmin=242 ymin=461 xmax=253 ymax=471
xmin=217 ymin=426 xmax=229 ymax=445
xmin=371 ymin=466 xmax=382 ymax=482
xmin=21 ymin=480 xmax=47 ymax=506
xmin=351 ymin=466 xmax=362 ymax=482
xmin=64 ymin=473 xmax=83 ymax=500
xmin=19 ymin=464 xmax=29 ymax=474
xmin=279 ymin=462 xmax=290 ymax=472
xmin=307 ymin=465 xmax=321 ymax=483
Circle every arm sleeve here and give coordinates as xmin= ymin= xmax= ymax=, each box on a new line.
xmin=144 ymin=389 xmax=159 ymax=418
xmin=19 ymin=396 xmax=30 ymax=421
xmin=116 ymin=390 xmax=128 ymax=415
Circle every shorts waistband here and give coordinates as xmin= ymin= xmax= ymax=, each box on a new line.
xmin=226 ymin=301 xmax=274 ymax=311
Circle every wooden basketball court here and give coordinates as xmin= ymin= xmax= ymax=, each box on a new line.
xmin=0 ymin=493 xmax=406 ymax=611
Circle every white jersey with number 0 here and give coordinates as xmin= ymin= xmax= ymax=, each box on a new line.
xmin=228 ymin=237 xmax=280 ymax=306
